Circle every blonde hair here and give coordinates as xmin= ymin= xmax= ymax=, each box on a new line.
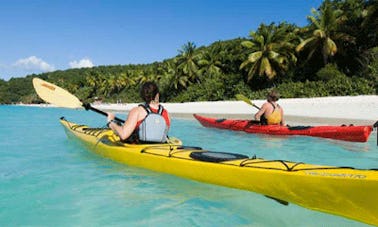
xmin=267 ymin=90 xmax=280 ymax=102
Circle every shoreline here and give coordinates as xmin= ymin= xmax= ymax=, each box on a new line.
xmin=15 ymin=95 xmax=378 ymax=125
xmin=92 ymin=95 xmax=378 ymax=125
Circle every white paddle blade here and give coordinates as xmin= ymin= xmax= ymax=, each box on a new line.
xmin=32 ymin=78 xmax=83 ymax=109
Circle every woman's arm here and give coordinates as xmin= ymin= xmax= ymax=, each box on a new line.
xmin=254 ymin=103 xmax=268 ymax=121
xmin=107 ymin=107 xmax=139 ymax=140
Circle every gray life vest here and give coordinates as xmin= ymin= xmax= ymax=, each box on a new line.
xmin=138 ymin=104 xmax=168 ymax=143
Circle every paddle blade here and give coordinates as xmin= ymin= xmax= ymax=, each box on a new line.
xmin=235 ymin=94 xmax=261 ymax=110
xmin=235 ymin=94 xmax=254 ymax=105
xmin=32 ymin=78 xmax=83 ymax=109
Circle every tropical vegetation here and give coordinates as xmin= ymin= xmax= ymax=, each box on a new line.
xmin=0 ymin=0 xmax=376 ymax=104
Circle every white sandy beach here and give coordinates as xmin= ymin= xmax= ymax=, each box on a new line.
xmin=92 ymin=95 xmax=378 ymax=125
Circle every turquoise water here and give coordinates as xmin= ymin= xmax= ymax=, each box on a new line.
xmin=0 ymin=105 xmax=377 ymax=226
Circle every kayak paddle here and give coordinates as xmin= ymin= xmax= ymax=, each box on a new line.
xmin=235 ymin=94 xmax=261 ymax=110
xmin=32 ymin=77 xmax=125 ymax=123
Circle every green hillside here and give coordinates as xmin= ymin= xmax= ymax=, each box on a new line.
xmin=1 ymin=0 xmax=377 ymax=104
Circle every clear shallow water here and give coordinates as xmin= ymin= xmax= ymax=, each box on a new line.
xmin=0 ymin=105 xmax=377 ymax=226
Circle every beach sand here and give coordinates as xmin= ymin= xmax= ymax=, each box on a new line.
xmin=93 ymin=95 xmax=378 ymax=126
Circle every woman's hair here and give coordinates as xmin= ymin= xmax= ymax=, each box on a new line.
xmin=140 ymin=82 xmax=159 ymax=103
xmin=267 ymin=90 xmax=280 ymax=102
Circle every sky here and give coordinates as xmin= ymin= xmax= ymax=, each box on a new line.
xmin=0 ymin=0 xmax=323 ymax=81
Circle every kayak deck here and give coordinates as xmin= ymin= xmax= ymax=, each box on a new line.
xmin=60 ymin=118 xmax=378 ymax=226
xmin=193 ymin=114 xmax=373 ymax=142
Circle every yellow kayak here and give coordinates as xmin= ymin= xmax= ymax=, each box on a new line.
xmin=61 ymin=117 xmax=378 ymax=226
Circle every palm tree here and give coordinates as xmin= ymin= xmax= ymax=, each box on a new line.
xmin=198 ymin=43 xmax=224 ymax=77
xmin=362 ymin=0 xmax=378 ymax=46
xmin=240 ymin=23 xmax=297 ymax=81
xmin=176 ymin=42 xmax=200 ymax=83
xmin=98 ymin=73 xmax=113 ymax=98
xmin=136 ymin=69 xmax=162 ymax=84
xmin=162 ymin=60 xmax=190 ymax=90
xmin=296 ymin=0 xmax=355 ymax=65
xmin=117 ymin=71 xmax=136 ymax=92
xmin=86 ymin=71 xmax=105 ymax=97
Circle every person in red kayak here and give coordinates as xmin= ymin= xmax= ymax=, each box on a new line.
xmin=254 ymin=90 xmax=285 ymax=125
xmin=106 ymin=81 xmax=171 ymax=143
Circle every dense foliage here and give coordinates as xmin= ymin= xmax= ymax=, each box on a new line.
xmin=1 ymin=0 xmax=377 ymax=104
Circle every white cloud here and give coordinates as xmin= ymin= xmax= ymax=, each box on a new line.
xmin=13 ymin=56 xmax=55 ymax=72
xmin=69 ymin=58 xmax=94 ymax=69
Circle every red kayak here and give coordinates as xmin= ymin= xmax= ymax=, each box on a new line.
xmin=193 ymin=114 xmax=373 ymax=142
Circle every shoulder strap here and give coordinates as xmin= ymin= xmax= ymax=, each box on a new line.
xmin=139 ymin=103 xmax=164 ymax=115
xmin=157 ymin=105 xmax=164 ymax=115
xmin=268 ymin=101 xmax=276 ymax=110
xmin=139 ymin=103 xmax=152 ymax=114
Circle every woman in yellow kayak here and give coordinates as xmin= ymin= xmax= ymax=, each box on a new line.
xmin=254 ymin=90 xmax=285 ymax=126
xmin=106 ymin=82 xmax=171 ymax=143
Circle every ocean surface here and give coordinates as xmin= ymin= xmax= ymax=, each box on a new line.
xmin=0 ymin=105 xmax=377 ymax=226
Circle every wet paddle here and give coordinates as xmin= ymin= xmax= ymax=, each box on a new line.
xmin=32 ymin=78 xmax=125 ymax=123
xmin=235 ymin=94 xmax=261 ymax=110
